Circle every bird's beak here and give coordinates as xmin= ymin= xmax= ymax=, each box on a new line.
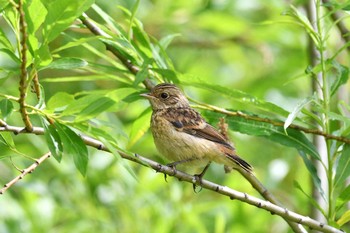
xmin=140 ymin=93 xmax=153 ymax=99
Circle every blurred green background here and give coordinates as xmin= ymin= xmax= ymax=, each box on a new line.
xmin=0 ymin=0 xmax=349 ymax=232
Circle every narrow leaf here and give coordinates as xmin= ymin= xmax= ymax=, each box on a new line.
xmin=47 ymin=92 xmax=75 ymax=112
xmin=159 ymin=33 xmax=181 ymax=50
xmin=55 ymin=122 xmax=88 ymax=176
xmin=43 ymin=0 xmax=95 ymax=43
xmin=43 ymin=121 xmax=63 ymax=162
xmin=127 ymin=107 xmax=152 ymax=148
xmin=284 ymin=95 xmax=315 ymax=130
xmin=0 ymin=99 xmax=14 ymax=120
xmin=336 ymin=185 xmax=350 ymax=211
xmin=294 ymin=180 xmax=326 ymax=216
xmin=25 ymin=0 xmax=47 ymax=34
xmin=335 ymin=144 xmax=350 ymax=188
xmin=42 ymin=58 xmax=88 ymax=70
xmin=337 ymin=210 xmax=350 ymax=227
xmin=330 ymin=61 xmax=349 ymax=96
xmin=75 ymin=97 xmax=116 ymax=122
xmin=0 ymin=132 xmax=15 ymax=149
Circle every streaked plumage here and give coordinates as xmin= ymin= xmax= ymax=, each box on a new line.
xmin=141 ymin=83 xmax=252 ymax=173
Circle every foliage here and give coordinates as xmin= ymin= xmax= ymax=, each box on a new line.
xmin=0 ymin=0 xmax=349 ymax=232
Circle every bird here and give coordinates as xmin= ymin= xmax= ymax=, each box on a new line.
xmin=140 ymin=83 xmax=252 ymax=180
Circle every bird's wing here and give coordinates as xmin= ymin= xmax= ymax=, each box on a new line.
xmin=162 ymin=108 xmax=252 ymax=172
xmin=163 ymin=108 xmax=233 ymax=149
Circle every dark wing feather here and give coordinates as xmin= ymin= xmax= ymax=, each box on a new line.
xmin=163 ymin=108 xmax=233 ymax=149
xmin=162 ymin=107 xmax=252 ymax=172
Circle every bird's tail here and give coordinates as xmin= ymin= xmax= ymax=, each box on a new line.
xmin=225 ymin=154 xmax=253 ymax=173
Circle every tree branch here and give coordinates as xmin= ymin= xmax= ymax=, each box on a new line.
xmin=79 ymin=14 xmax=154 ymax=90
xmin=0 ymin=152 xmax=51 ymax=194
xmin=17 ymin=0 xmax=33 ymax=132
xmin=0 ymin=123 xmax=343 ymax=233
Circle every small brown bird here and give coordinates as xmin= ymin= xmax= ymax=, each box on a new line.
xmin=141 ymin=83 xmax=252 ymax=178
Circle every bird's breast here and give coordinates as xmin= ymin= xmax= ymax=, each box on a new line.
xmin=150 ymin=113 xmax=220 ymax=166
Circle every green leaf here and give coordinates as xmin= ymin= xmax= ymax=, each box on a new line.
xmin=47 ymin=92 xmax=75 ymax=112
xmin=151 ymin=68 xmax=179 ymax=83
xmin=337 ymin=209 xmax=350 ymax=227
xmin=55 ymin=122 xmax=88 ymax=176
xmin=62 ymin=95 xmax=103 ymax=117
xmin=0 ymin=99 xmax=14 ymax=120
xmin=75 ymin=97 xmax=116 ymax=122
xmin=330 ymin=61 xmax=349 ymax=96
xmin=0 ymin=0 xmax=9 ymax=11
xmin=336 ymin=185 xmax=350 ymax=211
xmin=127 ymin=107 xmax=152 ymax=148
xmin=52 ymin=36 xmax=104 ymax=53
xmin=0 ymin=132 xmax=15 ymax=149
xmin=25 ymin=0 xmax=47 ymax=34
xmin=35 ymin=44 xmax=52 ymax=67
xmin=159 ymin=33 xmax=181 ymax=50
xmin=0 ymin=27 xmax=14 ymax=51
xmin=43 ymin=121 xmax=63 ymax=162
xmin=43 ymin=0 xmax=95 ymax=43
xmin=0 ymin=48 xmax=21 ymax=64
xmin=334 ymin=144 xmax=350 ymax=188
xmin=134 ymin=58 xmax=152 ymax=86
xmin=294 ymin=180 xmax=326 ymax=216
xmin=42 ymin=58 xmax=88 ymax=70
xmin=284 ymin=95 xmax=315 ymax=131
xmin=298 ymin=150 xmax=325 ymax=201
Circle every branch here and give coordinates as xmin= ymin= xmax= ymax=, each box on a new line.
xmin=0 ymin=152 xmax=51 ymax=194
xmin=79 ymin=14 xmax=154 ymax=90
xmin=17 ymin=0 xmax=33 ymax=132
xmin=0 ymin=123 xmax=343 ymax=233
xmin=192 ymin=100 xmax=350 ymax=144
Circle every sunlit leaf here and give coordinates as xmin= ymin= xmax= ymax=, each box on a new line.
xmin=25 ymin=0 xmax=47 ymax=34
xmin=337 ymin=209 xmax=350 ymax=227
xmin=47 ymin=92 xmax=75 ymax=112
xmin=127 ymin=107 xmax=152 ymax=149
xmin=43 ymin=0 xmax=95 ymax=43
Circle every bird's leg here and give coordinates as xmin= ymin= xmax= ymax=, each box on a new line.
xmin=193 ymin=162 xmax=211 ymax=193
xmin=164 ymin=158 xmax=198 ymax=182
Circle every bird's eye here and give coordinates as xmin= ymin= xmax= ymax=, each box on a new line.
xmin=160 ymin=92 xmax=169 ymax=99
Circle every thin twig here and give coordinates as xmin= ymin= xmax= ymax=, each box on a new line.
xmin=17 ymin=0 xmax=33 ymax=132
xmin=0 ymin=123 xmax=343 ymax=232
xmin=0 ymin=152 xmax=51 ymax=194
xmin=79 ymin=14 xmax=154 ymax=90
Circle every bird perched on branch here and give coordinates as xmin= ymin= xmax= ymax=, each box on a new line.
xmin=141 ymin=83 xmax=252 ymax=180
